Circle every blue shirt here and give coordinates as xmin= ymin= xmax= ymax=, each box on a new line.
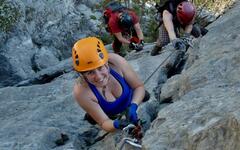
xmin=88 ymin=68 xmax=133 ymax=115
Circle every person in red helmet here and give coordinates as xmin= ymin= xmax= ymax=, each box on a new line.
xmin=103 ymin=1 xmax=144 ymax=57
xmin=176 ymin=1 xmax=196 ymax=25
xmin=151 ymin=0 xmax=207 ymax=56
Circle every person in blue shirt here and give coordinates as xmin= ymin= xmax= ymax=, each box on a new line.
xmin=72 ymin=37 xmax=149 ymax=132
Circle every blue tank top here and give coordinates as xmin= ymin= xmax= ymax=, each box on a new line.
xmin=88 ymin=68 xmax=133 ymax=116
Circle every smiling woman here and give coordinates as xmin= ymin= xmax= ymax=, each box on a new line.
xmin=72 ymin=37 xmax=150 ymax=132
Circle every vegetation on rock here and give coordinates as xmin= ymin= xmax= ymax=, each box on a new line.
xmin=0 ymin=0 xmax=20 ymax=32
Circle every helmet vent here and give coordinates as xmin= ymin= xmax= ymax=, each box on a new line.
xmin=75 ymin=54 xmax=79 ymax=66
xmin=75 ymin=59 xmax=79 ymax=66
xmin=99 ymin=52 xmax=104 ymax=59
xmin=97 ymin=48 xmax=101 ymax=53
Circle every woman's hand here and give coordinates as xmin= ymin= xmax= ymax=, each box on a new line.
xmin=113 ymin=119 xmax=131 ymax=129
xmin=127 ymin=103 xmax=138 ymax=124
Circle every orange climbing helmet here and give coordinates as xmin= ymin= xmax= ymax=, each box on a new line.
xmin=72 ymin=37 xmax=109 ymax=72
xmin=177 ymin=1 xmax=196 ymax=25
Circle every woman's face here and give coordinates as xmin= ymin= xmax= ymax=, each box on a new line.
xmin=82 ymin=64 xmax=110 ymax=87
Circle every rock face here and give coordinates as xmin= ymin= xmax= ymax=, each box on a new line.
xmin=0 ymin=44 xmax=168 ymax=150
xmin=0 ymin=0 xmax=102 ymax=87
xmin=0 ymin=0 xmax=240 ymax=150
xmin=142 ymin=1 xmax=240 ymax=149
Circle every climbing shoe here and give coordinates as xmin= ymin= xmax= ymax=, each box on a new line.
xmin=200 ymin=27 xmax=208 ymax=36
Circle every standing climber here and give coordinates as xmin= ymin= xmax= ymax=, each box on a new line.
xmin=103 ymin=1 xmax=145 ymax=56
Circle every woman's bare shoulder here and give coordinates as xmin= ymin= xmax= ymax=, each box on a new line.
xmin=74 ymin=77 xmax=86 ymax=94
xmin=73 ymin=80 xmax=94 ymax=104
xmin=108 ymin=53 xmax=128 ymax=67
xmin=73 ymin=82 xmax=85 ymax=98
xmin=109 ymin=52 xmax=125 ymax=60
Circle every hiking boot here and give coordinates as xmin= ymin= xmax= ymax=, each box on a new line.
xmin=151 ymin=45 xmax=162 ymax=56
xmin=191 ymin=25 xmax=208 ymax=38
xmin=119 ymin=49 xmax=127 ymax=57
xmin=200 ymin=27 xmax=208 ymax=36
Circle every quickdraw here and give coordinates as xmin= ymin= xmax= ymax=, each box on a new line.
xmin=119 ymin=123 xmax=143 ymax=150
xmin=181 ymin=36 xmax=194 ymax=48
xmin=120 ymin=137 xmax=142 ymax=149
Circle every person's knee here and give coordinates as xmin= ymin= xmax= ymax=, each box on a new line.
xmin=191 ymin=25 xmax=201 ymax=38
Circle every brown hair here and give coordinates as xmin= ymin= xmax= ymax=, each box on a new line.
xmin=75 ymin=74 xmax=85 ymax=85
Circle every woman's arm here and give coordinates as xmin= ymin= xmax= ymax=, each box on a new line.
xmin=109 ymin=54 xmax=145 ymax=105
xmin=162 ymin=9 xmax=177 ymax=40
xmin=73 ymin=83 xmax=116 ymax=132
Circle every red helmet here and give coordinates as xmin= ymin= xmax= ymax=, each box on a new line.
xmin=177 ymin=1 xmax=196 ymax=25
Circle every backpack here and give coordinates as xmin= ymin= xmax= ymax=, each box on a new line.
xmin=155 ymin=0 xmax=171 ymax=13
xmin=103 ymin=1 xmax=126 ymax=32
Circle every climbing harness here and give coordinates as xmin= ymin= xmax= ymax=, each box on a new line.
xmin=120 ymin=137 xmax=142 ymax=149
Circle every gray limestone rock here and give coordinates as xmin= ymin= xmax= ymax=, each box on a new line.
xmin=0 ymin=0 xmax=239 ymax=150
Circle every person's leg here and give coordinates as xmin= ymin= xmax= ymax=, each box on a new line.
xmin=162 ymin=10 xmax=177 ymax=40
xmin=112 ymin=36 xmax=123 ymax=55
xmin=151 ymin=24 xmax=170 ymax=56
